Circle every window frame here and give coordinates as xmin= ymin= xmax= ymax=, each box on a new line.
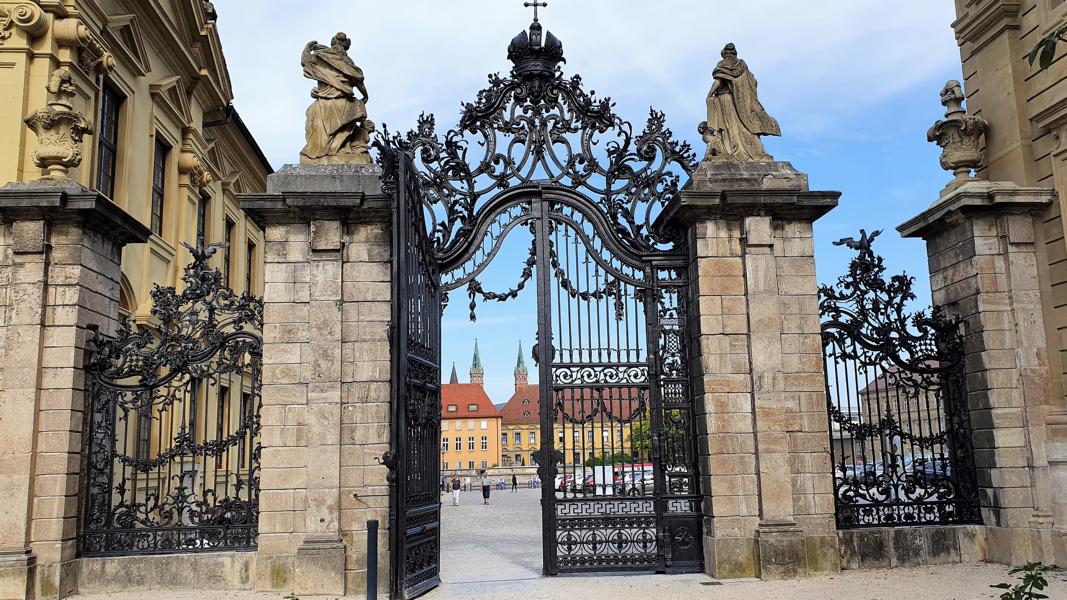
xmin=96 ymin=83 xmax=124 ymax=199
xmin=480 ymin=436 xmax=488 ymax=450
xmin=150 ymin=137 xmax=169 ymax=236
xmin=223 ymin=218 xmax=236 ymax=288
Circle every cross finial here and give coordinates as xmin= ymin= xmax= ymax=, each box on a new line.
xmin=524 ymin=0 xmax=547 ymax=21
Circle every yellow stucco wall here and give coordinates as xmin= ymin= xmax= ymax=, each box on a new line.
xmin=0 ymin=0 xmax=270 ymax=320
xmin=440 ymin=416 xmax=502 ymax=473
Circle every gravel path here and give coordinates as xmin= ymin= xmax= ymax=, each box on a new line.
xmin=66 ymin=489 xmax=1065 ymax=599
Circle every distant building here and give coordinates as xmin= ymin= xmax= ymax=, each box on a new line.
xmin=498 ymin=341 xmax=637 ymax=469
xmin=440 ymin=342 xmax=502 ymax=473
xmin=499 ymin=342 xmax=539 ymax=466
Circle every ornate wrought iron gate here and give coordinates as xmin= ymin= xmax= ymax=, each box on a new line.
xmin=379 ymin=15 xmax=702 ymax=584
xmin=82 ymin=244 xmax=262 ymax=556
xmin=820 ymin=231 xmax=980 ymax=528
xmin=382 ymin=145 xmax=443 ymax=599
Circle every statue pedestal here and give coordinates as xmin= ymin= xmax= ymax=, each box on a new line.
xmin=690 ymin=159 xmax=808 ymax=194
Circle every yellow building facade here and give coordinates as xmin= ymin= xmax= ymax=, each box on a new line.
xmin=0 ymin=0 xmax=271 ymax=314
xmin=440 ymin=348 xmax=503 ymax=473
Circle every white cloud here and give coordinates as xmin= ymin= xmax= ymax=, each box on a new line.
xmin=216 ymin=0 xmax=961 ymax=167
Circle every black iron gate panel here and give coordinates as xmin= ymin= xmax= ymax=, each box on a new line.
xmin=819 ymin=230 xmax=980 ymax=528
xmin=382 ymin=145 xmax=443 ymax=600
xmin=383 ymin=13 xmax=701 ymax=581
xmin=81 ymin=244 xmax=262 ymax=556
xmin=539 ymin=198 xmax=700 ymax=573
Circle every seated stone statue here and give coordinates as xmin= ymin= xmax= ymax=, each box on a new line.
xmin=699 ymin=43 xmax=780 ymax=162
xmin=300 ymin=32 xmax=374 ymax=164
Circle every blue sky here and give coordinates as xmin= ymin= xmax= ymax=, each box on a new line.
xmin=216 ymin=1 xmax=963 ymax=404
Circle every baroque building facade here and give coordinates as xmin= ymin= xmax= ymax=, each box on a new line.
xmin=0 ymin=1 xmax=269 ymax=598
xmin=0 ymin=0 xmax=270 ymax=310
xmin=439 ymin=344 xmax=503 ymax=474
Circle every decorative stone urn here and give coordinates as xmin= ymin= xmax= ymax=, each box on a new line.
xmin=24 ymin=67 xmax=93 ymax=180
xmin=927 ymin=80 xmax=989 ymax=184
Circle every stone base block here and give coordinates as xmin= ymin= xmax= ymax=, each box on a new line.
xmin=984 ymin=526 xmax=1058 ymax=566
xmin=294 ymin=539 xmax=346 ymax=596
xmin=704 ymin=535 xmax=757 ymax=579
xmin=756 ymin=523 xmax=806 ymax=580
xmin=77 ymin=552 xmax=254 ymax=594
xmin=0 ymin=550 xmax=33 ymax=600
xmin=30 ymin=560 xmax=77 ymax=600
xmin=803 ymin=534 xmax=841 ymax=575
xmin=255 ymin=555 xmax=294 ymax=592
xmin=838 ymin=525 xmax=985 ymax=571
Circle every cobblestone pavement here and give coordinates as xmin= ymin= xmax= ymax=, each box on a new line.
xmin=67 ymin=488 xmax=1065 ymax=599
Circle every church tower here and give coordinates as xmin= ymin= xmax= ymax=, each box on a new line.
xmin=470 ymin=340 xmax=484 ymax=385
xmin=514 ymin=340 xmax=528 ymax=390
xmin=449 ymin=363 xmax=459 ymax=384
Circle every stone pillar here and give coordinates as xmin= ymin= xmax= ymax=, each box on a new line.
xmin=663 ymin=161 xmax=839 ymax=579
xmin=241 ymin=164 xmax=392 ymax=598
xmin=0 ymin=182 xmax=149 ymax=600
xmin=899 ymin=180 xmax=1061 ymax=565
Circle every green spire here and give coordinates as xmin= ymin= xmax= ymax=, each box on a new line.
xmin=471 ymin=339 xmax=483 ymax=374
xmin=515 ymin=340 xmax=527 ymax=374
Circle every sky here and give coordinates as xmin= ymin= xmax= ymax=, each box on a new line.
xmin=215 ymin=1 xmax=964 ymax=404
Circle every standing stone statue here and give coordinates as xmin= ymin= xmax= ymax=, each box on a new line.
xmin=300 ymin=32 xmax=374 ymax=165
xmin=699 ymin=43 xmax=781 ymax=162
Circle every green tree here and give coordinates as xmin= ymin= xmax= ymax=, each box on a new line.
xmin=1030 ymin=23 xmax=1067 ymax=71
xmin=584 ymin=452 xmax=638 ymax=467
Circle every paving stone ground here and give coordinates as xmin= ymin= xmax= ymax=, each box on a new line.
xmin=67 ymin=488 xmax=1066 ymax=599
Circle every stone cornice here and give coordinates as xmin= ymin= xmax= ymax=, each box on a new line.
xmin=897 ymin=180 xmax=1055 ymax=239
xmin=0 ymin=181 xmax=151 ymax=245
xmin=659 ymin=188 xmax=840 ymax=227
xmin=952 ymin=0 xmax=1022 ymax=48
xmin=239 ymin=192 xmax=390 ymax=227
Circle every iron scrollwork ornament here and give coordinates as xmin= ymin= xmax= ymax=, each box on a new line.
xmin=82 ymin=243 xmax=263 ymax=556
xmin=379 ymin=18 xmax=696 ymax=258
xmin=820 ymin=231 xmax=980 ymax=528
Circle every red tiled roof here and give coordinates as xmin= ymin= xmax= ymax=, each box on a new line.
xmin=857 ymin=361 xmax=942 ymax=395
xmin=498 ymin=384 xmax=644 ymax=423
xmin=500 ymin=385 xmax=540 ymax=424
xmin=441 ymin=383 xmax=501 ymax=419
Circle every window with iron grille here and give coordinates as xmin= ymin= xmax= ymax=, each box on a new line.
xmin=96 ymin=84 xmax=123 ymax=199
xmin=150 ymin=138 xmax=168 ymax=236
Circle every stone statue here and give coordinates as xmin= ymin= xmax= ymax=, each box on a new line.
xmin=300 ymin=32 xmax=374 ymax=165
xmin=927 ymin=80 xmax=988 ymax=184
xmin=699 ymin=43 xmax=781 ymax=162
xmin=24 ymin=67 xmax=92 ymax=180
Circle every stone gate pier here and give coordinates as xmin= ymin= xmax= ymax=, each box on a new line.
xmin=661 ymin=160 xmax=841 ymax=579
xmin=241 ymin=163 xmax=394 ymax=597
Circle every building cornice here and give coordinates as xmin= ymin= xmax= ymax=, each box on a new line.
xmin=952 ymin=0 xmax=1022 ymax=48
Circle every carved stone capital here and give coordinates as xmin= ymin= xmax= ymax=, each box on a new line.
xmin=927 ymin=80 xmax=989 ymax=185
xmin=53 ymin=17 xmax=115 ymax=74
xmin=178 ymin=148 xmax=212 ymax=193
xmin=0 ymin=3 xmax=47 ymax=45
xmin=24 ymin=67 xmax=93 ymax=180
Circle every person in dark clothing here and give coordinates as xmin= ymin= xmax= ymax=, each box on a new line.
xmin=511 ymin=474 xmax=518 ymax=493
xmin=450 ymin=475 xmax=462 ymax=506
xmin=480 ymin=470 xmax=491 ymax=505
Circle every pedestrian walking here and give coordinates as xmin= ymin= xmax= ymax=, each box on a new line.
xmin=450 ymin=475 xmax=462 ymax=506
xmin=511 ymin=474 xmax=518 ymax=493
xmin=480 ymin=470 xmax=492 ymax=505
